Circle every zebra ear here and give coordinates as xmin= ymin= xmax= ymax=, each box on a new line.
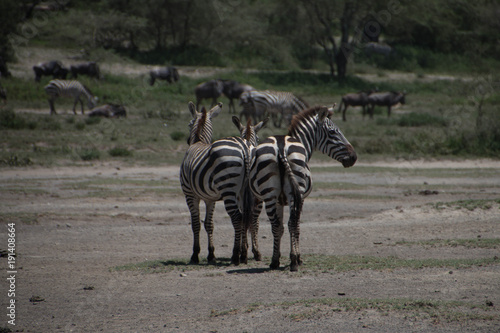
xmin=188 ymin=102 xmax=197 ymax=118
xmin=317 ymin=107 xmax=331 ymax=122
xmin=231 ymin=116 xmax=244 ymax=131
xmin=208 ymin=102 xmax=223 ymax=119
xmin=255 ymin=117 xmax=269 ymax=132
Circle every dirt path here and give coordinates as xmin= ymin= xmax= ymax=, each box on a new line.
xmin=1 ymin=159 xmax=499 ymax=332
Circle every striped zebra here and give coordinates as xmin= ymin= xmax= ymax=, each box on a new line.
xmin=239 ymin=90 xmax=309 ymax=128
xmin=231 ymin=115 xmax=269 ymax=263
xmin=44 ymin=79 xmax=98 ymax=115
xmin=180 ymin=102 xmax=267 ymax=265
xmin=246 ymin=105 xmax=357 ymax=271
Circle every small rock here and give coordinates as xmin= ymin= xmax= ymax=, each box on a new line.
xmin=180 ymin=273 xmax=187 ymax=277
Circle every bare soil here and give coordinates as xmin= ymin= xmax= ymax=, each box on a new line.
xmin=1 ymin=159 xmax=499 ymax=333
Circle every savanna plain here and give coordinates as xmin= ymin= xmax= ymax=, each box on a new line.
xmin=1 ymin=45 xmax=500 ymax=332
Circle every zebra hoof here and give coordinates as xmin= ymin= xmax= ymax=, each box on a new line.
xmin=231 ymin=256 xmax=240 ymax=266
xmin=189 ymin=256 xmax=199 ymax=265
xmin=269 ymin=261 xmax=280 ymax=270
xmin=253 ymin=252 xmax=262 ymax=261
xmin=290 ymin=263 xmax=299 ymax=272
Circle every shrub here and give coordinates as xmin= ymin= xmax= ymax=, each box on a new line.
xmin=108 ymin=147 xmax=133 ymax=157
xmin=78 ymin=148 xmax=100 ymax=161
xmin=170 ymin=131 xmax=185 ymax=141
xmin=75 ymin=121 xmax=85 ymax=130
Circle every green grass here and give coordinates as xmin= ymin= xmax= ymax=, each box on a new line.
xmin=430 ymin=199 xmax=500 ymax=211
xmin=210 ymin=297 xmax=497 ymax=324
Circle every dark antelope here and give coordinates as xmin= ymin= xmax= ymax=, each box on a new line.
xmin=149 ymin=66 xmax=179 ymax=86
xmin=33 ymin=60 xmax=68 ymax=82
xmin=367 ymin=91 xmax=406 ymax=117
xmin=194 ymin=80 xmax=224 ymax=110
xmin=339 ymin=90 xmax=377 ymax=121
xmin=70 ymin=62 xmax=101 ymax=79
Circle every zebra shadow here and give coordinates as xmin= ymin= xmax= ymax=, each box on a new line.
xmin=226 ymin=264 xmax=287 ymax=274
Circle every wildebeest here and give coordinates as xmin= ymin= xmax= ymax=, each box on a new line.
xmin=221 ymin=80 xmax=254 ymax=113
xmin=0 ymin=56 xmax=12 ymax=78
xmin=365 ymin=42 xmax=393 ymax=57
xmin=194 ymin=79 xmax=224 ymax=110
xmin=33 ymin=61 xmax=68 ymax=82
xmin=367 ymin=91 xmax=406 ymax=117
xmin=339 ymin=90 xmax=377 ymax=121
xmin=149 ymin=66 xmax=179 ymax=86
xmin=70 ymin=62 xmax=100 ymax=79
xmin=88 ymin=104 xmax=127 ymax=118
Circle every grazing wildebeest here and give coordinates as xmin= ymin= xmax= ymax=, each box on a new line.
xmin=88 ymin=104 xmax=127 ymax=118
xmin=367 ymin=91 xmax=406 ymax=118
xmin=365 ymin=42 xmax=393 ymax=57
xmin=221 ymin=80 xmax=254 ymax=113
xmin=149 ymin=66 xmax=179 ymax=86
xmin=0 ymin=56 xmax=12 ymax=78
xmin=70 ymin=62 xmax=100 ymax=79
xmin=33 ymin=61 xmax=68 ymax=82
xmin=194 ymin=79 xmax=224 ymax=110
xmin=339 ymin=90 xmax=377 ymax=121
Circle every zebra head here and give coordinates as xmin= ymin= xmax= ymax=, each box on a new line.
xmin=187 ymin=101 xmax=223 ymax=145
xmin=315 ymin=106 xmax=357 ymax=168
xmin=231 ymin=116 xmax=269 ymax=146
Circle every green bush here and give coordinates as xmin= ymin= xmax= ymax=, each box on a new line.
xmin=170 ymin=131 xmax=185 ymax=141
xmin=0 ymin=109 xmax=37 ymax=130
xmin=108 ymin=147 xmax=133 ymax=157
xmin=78 ymin=148 xmax=100 ymax=161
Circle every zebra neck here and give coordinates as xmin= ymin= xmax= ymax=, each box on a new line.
xmin=292 ymin=131 xmax=314 ymax=162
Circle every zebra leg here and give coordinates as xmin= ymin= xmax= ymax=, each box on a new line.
xmin=204 ymin=201 xmax=217 ymax=264
xmin=250 ymin=200 xmax=263 ymax=261
xmin=267 ymin=200 xmax=284 ymax=270
xmin=288 ymin=196 xmax=303 ymax=272
xmin=72 ymin=98 xmax=80 ymax=115
xmin=49 ymin=99 xmax=57 ymax=115
xmin=225 ymin=203 xmax=243 ymax=266
xmin=186 ymin=196 xmax=202 ymax=264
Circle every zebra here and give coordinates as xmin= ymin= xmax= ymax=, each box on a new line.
xmin=231 ymin=115 xmax=269 ymax=263
xmin=44 ymin=80 xmax=98 ymax=115
xmin=245 ymin=105 xmax=357 ymax=271
xmin=180 ymin=102 xmax=267 ymax=266
xmin=239 ymin=90 xmax=309 ymax=128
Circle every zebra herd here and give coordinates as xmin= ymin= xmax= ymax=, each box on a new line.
xmin=180 ymin=101 xmax=357 ymax=271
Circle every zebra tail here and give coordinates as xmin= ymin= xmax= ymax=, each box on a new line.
xmin=242 ymin=142 xmax=254 ymax=234
xmin=277 ymin=151 xmax=302 ymax=216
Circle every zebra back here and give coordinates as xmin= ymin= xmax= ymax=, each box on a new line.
xmin=44 ymin=79 xmax=97 ymax=107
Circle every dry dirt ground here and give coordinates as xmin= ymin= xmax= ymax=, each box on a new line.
xmin=0 ymin=158 xmax=499 ymax=333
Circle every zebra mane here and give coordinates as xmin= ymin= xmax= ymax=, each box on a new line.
xmin=194 ymin=107 xmax=208 ymax=142
xmin=288 ymin=105 xmax=327 ymax=134
xmin=245 ymin=118 xmax=252 ymax=141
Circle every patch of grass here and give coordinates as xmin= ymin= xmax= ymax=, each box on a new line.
xmin=211 ymin=297 xmax=497 ymax=324
xmin=376 ymin=112 xmax=448 ymax=127
xmin=430 ymin=199 xmax=500 ymax=211
xmin=301 ymin=254 xmax=500 ymax=273
xmin=0 ymin=155 xmax=33 ymax=167
xmin=0 ymin=109 xmax=37 ymax=130
xmin=395 ymin=238 xmax=500 ymax=249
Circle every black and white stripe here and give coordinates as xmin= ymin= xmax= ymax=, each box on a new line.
xmin=180 ymin=102 xmax=266 ymax=266
xmin=44 ymin=79 xmax=97 ymax=115
xmin=247 ymin=105 xmax=357 ymax=271
xmin=231 ymin=116 xmax=269 ymax=263
xmin=239 ymin=90 xmax=309 ymax=128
